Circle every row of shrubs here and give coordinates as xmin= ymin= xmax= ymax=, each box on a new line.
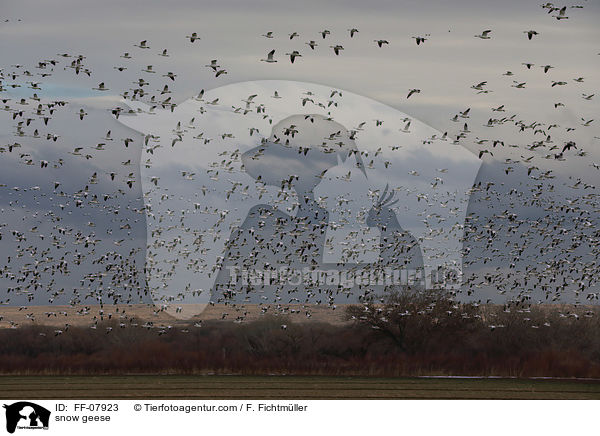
xmin=0 ymin=290 xmax=598 ymax=377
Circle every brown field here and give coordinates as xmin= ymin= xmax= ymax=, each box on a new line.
xmin=0 ymin=303 xmax=348 ymax=329
xmin=1 ymin=303 xmax=593 ymax=329
xmin=0 ymin=375 xmax=599 ymax=399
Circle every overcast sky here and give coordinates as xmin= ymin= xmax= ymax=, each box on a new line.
xmin=0 ymin=0 xmax=598 ymax=308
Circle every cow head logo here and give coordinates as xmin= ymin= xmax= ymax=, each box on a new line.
xmin=3 ymin=402 xmax=50 ymax=433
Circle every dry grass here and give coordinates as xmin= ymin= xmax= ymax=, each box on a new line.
xmin=0 ymin=375 xmax=598 ymax=399
xmin=0 ymin=303 xmax=349 ymax=329
xmin=1 ymin=303 xmax=594 ymax=329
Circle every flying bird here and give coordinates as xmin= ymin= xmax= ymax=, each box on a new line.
xmin=407 ymin=89 xmax=421 ymax=98
xmin=474 ymin=30 xmax=492 ymax=39
xmin=306 ymin=40 xmax=318 ymax=50
xmin=261 ymin=50 xmax=277 ymax=63
xmin=285 ymin=51 xmax=301 ymax=63
xmin=186 ymin=32 xmax=200 ymax=42
xmin=134 ymin=40 xmax=150 ymax=49
xmin=561 ymin=141 xmax=577 ymax=152
xmin=330 ymin=45 xmax=344 ymax=55
xmin=412 ymin=35 xmax=429 ymax=45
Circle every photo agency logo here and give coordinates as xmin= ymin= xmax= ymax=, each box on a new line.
xmin=3 ymin=402 xmax=50 ymax=434
xmin=117 ymin=80 xmax=481 ymax=319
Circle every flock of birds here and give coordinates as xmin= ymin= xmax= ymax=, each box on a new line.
xmin=0 ymin=1 xmax=598 ymax=335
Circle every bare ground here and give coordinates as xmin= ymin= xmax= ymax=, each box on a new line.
xmin=0 ymin=375 xmax=598 ymax=399
xmin=0 ymin=303 xmax=349 ymax=329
